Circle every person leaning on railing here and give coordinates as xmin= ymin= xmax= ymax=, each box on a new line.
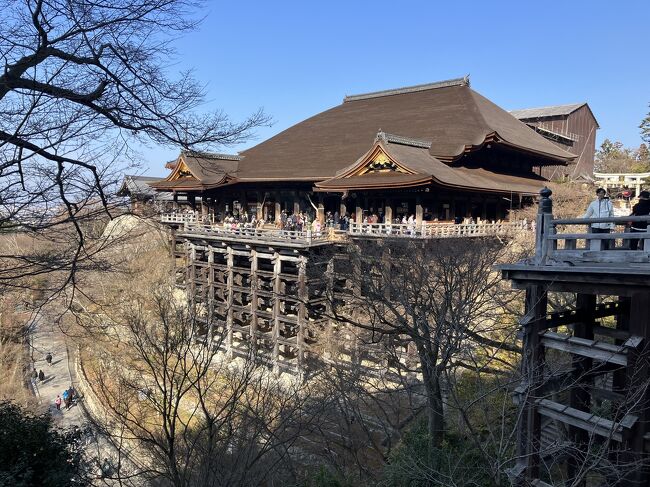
xmin=582 ymin=187 xmax=614 ymax=250
xmin=629 ymin=190 xmax=650 ymax=250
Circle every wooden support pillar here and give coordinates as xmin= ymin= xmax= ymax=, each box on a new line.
xmin=415 ymin=197 xmax=423 ymax=225
xmin=240 ymin=190 xmax=248 ymax=220
xmin=323 ymin=257 xmax=335 ymax=361
xmin=613 ymin=297 xmax=631 ymax=395
xmin=385 ymin=198 xmax=393 ymax=223
xmin=622 ymin=291 xmax=650 ymax=486
xmin=567 ymin=293 xmax=596 ymax=486
xmin=187 ymin=243 xmax=197 ymax=306
xmin=274 ymin=193 xmax=281 ymax=224
xmin=225 ymin=246 xmax=234 ymax=357
xmin=297 ymin=255 xmax=307 ymax=373
xmin=293 ymin=199 xmax=300 ymax=216
xmin=188 ymin=193 xmax=196 ymax=211
xmin=272 ymin=252 xmax=281 ymax=373
xmin=206 ymin=247 xmax=215 ymax=338
xmin=255 ymin=191 xmax=263 ymax=220
xmin=249 ymin=250 xmax=258 ymax=355
xmin=518 ymin=284 xmax=547 ymax=483
xmin=173 ymin=191 xmax=179 ymax=210
xmin=200 ymin=194 xmax=208 ymax=217
xmin=316 ymin=194 xmax=325 ymax=224
xmin=339 ymin=197 xmax=347 ymax=218
xmin=355 ymin=205 xmax=363 ymax=223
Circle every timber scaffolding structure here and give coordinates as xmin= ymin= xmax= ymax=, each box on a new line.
xmin=164 ymin=216 xmax=528 ymax=374
xmin=500 ymin=188 xmax=650 ymax=486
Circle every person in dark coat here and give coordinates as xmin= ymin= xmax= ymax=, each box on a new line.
xmin=46 ymin=352 xmax=52 ymax=366
xmin=38 ymin=370 xmax=45 ymax=381
xmin=629 ymin=191 xmax=650 ymax=250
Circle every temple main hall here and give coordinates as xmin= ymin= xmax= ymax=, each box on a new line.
xmin=149 ymin=76 xmax=575 ymax=224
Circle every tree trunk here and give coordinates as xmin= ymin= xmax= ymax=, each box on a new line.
xmin=419 ymin=348 xmax=444 ymax=455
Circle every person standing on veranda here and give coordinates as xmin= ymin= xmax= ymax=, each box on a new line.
xmin=629 ymin=190 xmax=650 ymax=250
xmin=583 ymin=188 xmax=614 ymax=250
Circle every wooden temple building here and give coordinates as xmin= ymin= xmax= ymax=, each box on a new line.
xmin=501 ymin=188 xmax=650 ymax=486
xmin=510 ymin=103 xmax=599 ymax=181
xmin=151 ymin=77 xmax=578 ymax=372
xmin=151 ymin=77 xmax=574 ymax=225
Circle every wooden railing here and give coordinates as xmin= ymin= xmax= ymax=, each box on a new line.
xmin=178 ymin=222 xmax=332 ymax=246
xmin=534 ymin=188 xmax=650 ymax=265
xmin=538 ymin=216 xmax=650 ymax=264
xmin=164 ymin=214 xmax=529 ymax=244
xmin=160 ymin=212 xmax=198 ymax=224
xmin=349 ymin=221 xmax=528 ymax=238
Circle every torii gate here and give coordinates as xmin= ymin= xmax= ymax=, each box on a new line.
xmin=593 ymin=172 xmax=650 ymax=197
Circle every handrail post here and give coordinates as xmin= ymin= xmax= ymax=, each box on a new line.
xmin=536 ymin=187 xmax=553 ymax=265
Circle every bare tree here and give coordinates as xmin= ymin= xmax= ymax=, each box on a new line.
xmin=325 ymin=237 xmax=520 ymax=459
xmin=78 ymin=285 xmax=323 ymax=487
xmin=0 ymin=0 xmax=269 ymax=295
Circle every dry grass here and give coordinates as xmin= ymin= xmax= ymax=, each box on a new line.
xmin=0 ymin=293 xmax=37 ymax=406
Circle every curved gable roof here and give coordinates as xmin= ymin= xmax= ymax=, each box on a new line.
xmin=237 ymin=79 xmax=573 ymax=182
xmin=316 ymin=136 xmax=546 ymax=195
xmin=151 ymin=151 xmax=240 ymax=190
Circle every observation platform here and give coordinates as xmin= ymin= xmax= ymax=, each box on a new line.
xmin=500 ymin=189 xmax=650 ymax=295
xmin=500 ymin=188 xmax=650 ymax=486
xmin=160 ymin=213 xmax=528 ymax=247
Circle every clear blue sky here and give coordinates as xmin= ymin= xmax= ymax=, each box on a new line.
xmin=142 ymin=0 xmax=650 ymax=176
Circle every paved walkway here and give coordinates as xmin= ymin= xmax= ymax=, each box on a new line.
xmin=29 ymin=314 xmax=141 ymax=485
xmin=30 ymin=315 xmax=84 ymax=428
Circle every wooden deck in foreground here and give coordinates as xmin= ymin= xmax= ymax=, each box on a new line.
xmin=501 ymin=188 xmax=650 ymax=487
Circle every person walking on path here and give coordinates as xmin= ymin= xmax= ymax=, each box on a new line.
xmin=38 ymin=369 xmax=45 ymax=382
xmin=62 ymin=389 xmax=70 ymax=409
xmin=46 ymin=352 xmax=52 ymax=366
xmin=55 ymin=395 xmax=61 ymax=410
xmin=582 ymin=188 xmax=615 ymax=250
xmin=67 ymin=385 xmax=76 ymax=407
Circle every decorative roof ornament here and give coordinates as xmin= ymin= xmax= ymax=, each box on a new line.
xmin=374 ymin=130 xmax=432 ymax=149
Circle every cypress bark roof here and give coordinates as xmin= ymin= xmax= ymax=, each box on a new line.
xmin=235 ymin=79 xmax=573 ymax=181
xmin=315 ymin=138 xmax=547 ymax=194
xmin=153 ymin=78 xmax=575 ymax=191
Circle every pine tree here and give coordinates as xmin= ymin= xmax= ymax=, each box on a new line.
xmin=641 ymin=103 xmax=650 ymax=145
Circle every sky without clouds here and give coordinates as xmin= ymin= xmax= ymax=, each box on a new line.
xmin=140 ymin=0 xmax=650 ymax=176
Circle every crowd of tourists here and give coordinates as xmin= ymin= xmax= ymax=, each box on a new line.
xmin=168 ymin=207 xmax=517 ymax=236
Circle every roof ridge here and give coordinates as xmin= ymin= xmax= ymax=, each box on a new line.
xmin=375 ymin=130 xmax=432 ymax=149
xmin=344 ymin=76 xmax=470 ymax=103
xmin=510 ymin=102 xmax=585 ymax=112
xmin=182 ymin=150 xmax=244 ymax=161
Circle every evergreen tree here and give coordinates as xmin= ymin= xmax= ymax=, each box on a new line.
xmin=641 ymin=103 xmax=650 ymax=145
xmin=0 ymin=402 xmax=85 ymax=486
